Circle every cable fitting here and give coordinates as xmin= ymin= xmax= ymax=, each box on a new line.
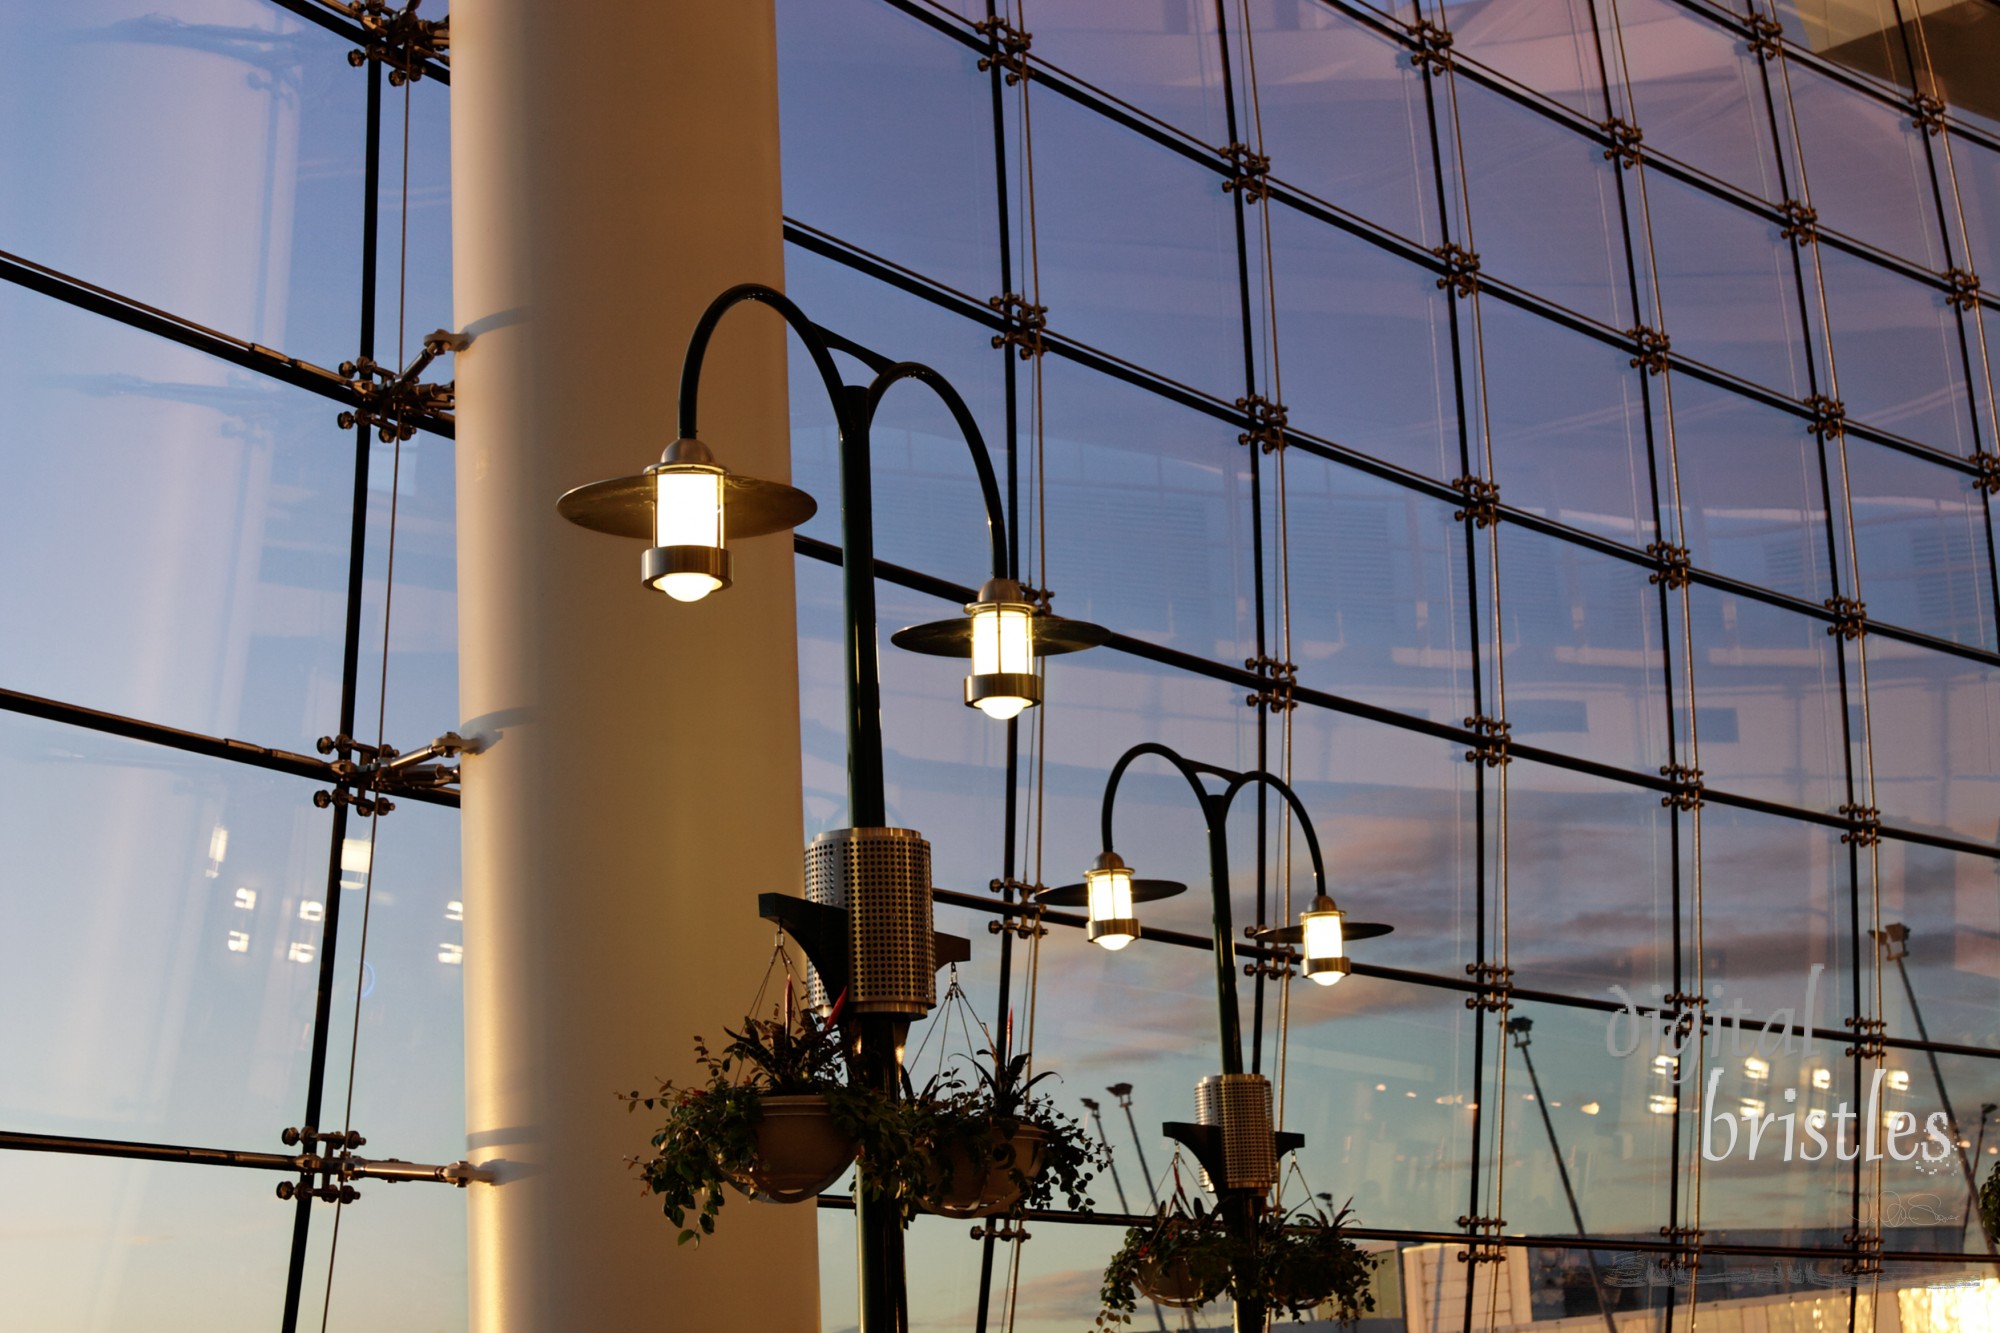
xmin=988 ymin=293 xmax=1047 ymax=360
xmin=345 ymin=0 xmax=449 ymax=85
xmin=1659 ymin=763 xmax=1704 ymax=811
xmin=1221 ymin=143 xmax=1272 ymax=202
xmin=974 ymin=16 xmax=1031 ymax=85
xmin=1602 ymin=118 xmax=1643 ymax=169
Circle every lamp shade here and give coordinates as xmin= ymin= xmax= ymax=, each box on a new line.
xmin=964 ymin=578 xmax=1041 ymax=720
xmin=640 ymin=437 xmax=730 ymax=602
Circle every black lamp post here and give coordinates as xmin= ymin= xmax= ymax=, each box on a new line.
xmin=556 ymin=282 xmax=1104 ymax=1333
xmin=1039 ymin=742 xmax=1390 ymax=1332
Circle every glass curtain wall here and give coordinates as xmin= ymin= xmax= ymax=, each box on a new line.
xmin=774 ymin=0 xmax=2000 ymax=1330
xmin=0 ymin=4 xmax=463 ymax=1331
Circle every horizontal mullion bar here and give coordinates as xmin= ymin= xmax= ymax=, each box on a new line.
xmin=0 ymin=687 xmax=460 ymax=809
xmin=0 ymin=249 xmax=455 ymax=440
xmin=0 ymin=1128 xmax=300 ymax=1172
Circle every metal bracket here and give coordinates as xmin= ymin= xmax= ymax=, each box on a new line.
xmin=1911 ymin=93 xmax=1947 ymax=136
xmin=1944 ymin=268 xmax=1982 ymax=311
xmin=344 ymin=0 xmax=449 ymax=85
xmin=1838 ymin=801 xmax=1881 ymax=845
xmin=1779 ymin=200 xmax=1819 ymax=247
xmin=1823 ymin=596 xmax=1867 ymax=641
xmin=1645 ymin=541 xmax=1691 ymax=589
xmin=1974 ymin=453 xmax=2000 ymax=496
xmin=988 ymin=917 xmax=1048 ymax=940
xmin=1804 ymin=393 xmax=1845 ymax=439
xmin=974 ymin=16 xmax=1031 ymax=85
xmin=1457 ymin=1214 xmax=1507 ymax=1264
xmin=757 ymin=893 xmax=970 ymax=998
xmin=1235 ymin=394 xmax=1289 ymax=453
xmin=988 ymin=293 xmax=1047 ymax=360
xmin=1464 ymin=962 xmax=1514 ymax=1012
xmin=969 ymin=1220 xmax=1031 ymax=1241
xmin=1659 ymin=763 xmax=1704 ymax=812
xmin=1221 ymin=143 xmax=1272 ymax=202
xmin=1628 ymin=325 xmax=1671 ymax=375
xmin=1658 ymin=1225 xmax=1705 ymax=1271
xmin=1463 ymin=714 xmax=1511 ymax=768
xmin=1161 ymin=1121 xmax=1303 ymax=1194
xmin=1433 ymin=243 xmax=1481 ymax=298
xmin=1451 ymin=475 xmax=1500 ymax=527
xmin=1844 ymin=1015 xmax=1888 ymax=1059
xmin=1409 ymin=19 xmax=1454 ymax=73
xmin=1244 ymin=654 xmax=1298 ymax=714
xmin=1746 ymin=14 xmax=1784 ymax=61
xmin=273 ymin=1124 xmax=476 ymax=1206
xmin=313 ymin=730 xmax=466 ymax=814
xmin=1602 ymin=118 xmax=1643 ymax=169
xmin=336 ymin=329 xmax=465 ymax=440
xmin=1840 ymin=1229 xmax=1884 ymax=1275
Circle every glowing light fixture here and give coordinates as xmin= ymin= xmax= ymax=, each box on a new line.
xmin=1298 ymin=893 xmax=1349 ymax=986
xmin=645 ymin=439 xmax=729 ymax=602
xmin=1037 ymin=852 xmax=1188 ymax=952
xmin=892 ymin=577 xmax=1107 ymax=723
xmin=558 ymin=434 xmax=816 ymax=603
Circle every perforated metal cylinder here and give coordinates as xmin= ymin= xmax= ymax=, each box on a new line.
xmin=804 ymin=826 xmax=935 ymax=1017
xmin=1195 ymin=1073 xmax=1277 ymax=1192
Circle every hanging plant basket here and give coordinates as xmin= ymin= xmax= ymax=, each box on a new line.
xmin=1131 ymin=1219 xmax=1228 ymax=1308
xmin=927 ymin=1122 xmax=1049 ymax=1218
xmin=739 ymin=1094 xmax=858 ymax=1202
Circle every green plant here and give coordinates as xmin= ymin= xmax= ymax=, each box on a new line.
xmin=1095 ymin=1196 xmax=1377 ymax=1328
xmin=897 ymin=1050 xmax=1107 ymax=1218
xmin=1981 ymin=1159 xmax=2000 ymax=1246
xmin=623 ymin=1005 xmax=858 ymax=1244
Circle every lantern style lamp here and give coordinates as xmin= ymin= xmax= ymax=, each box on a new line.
xmin=557 ymin=435 xmax=816 ymax=596
xmin=1037 ymin=850 xmax=1186 ymax=952
xmin=891 ymin=577 xmax=1107 ymax=722
xmin=1255 ymin=894 xmax=1390 ymax=984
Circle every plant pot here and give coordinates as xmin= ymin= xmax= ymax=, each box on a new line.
xmin=929 ymin=1124 xmax=1049 ymax=1218
xmin=739 ymin=1094 xmax=856 ymax=1203
xmin=1133 ymin=1250 xmax=1224 ymax=1310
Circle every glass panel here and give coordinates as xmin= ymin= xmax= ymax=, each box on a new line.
xmin=1843 ymin=438 xmax=1994 ymax=650
xmin=1479 ymin=300 xmax=1658 ymax=549
xmin=0 ymin=713 xmax=331 ymax=1148
xmin=1504 ymin=763 xmax=1673 ymax=1006
xmin=1244 ymin=6 xmax=1440 ymax=244
xmin=1025 ymin=1 xmax=1233 ymax=148
xmin=777 ymin=0 xmax=1000 ymax=300
xmin=0 ymin=2 xmax=366 ymax=367
xmin=1285 ymin=459 xmax=1477 ymax=726
xmin=1267 ymin=198 xmax=1461 ymax=481
xmin=373 ymin=76 xmax=453 ymax=356
xmin=1491 ymin=526 xmax=1671 ymax=775
xmin=1613 ymin=0 xmax=1786 ymax=201
xmin=1817 ymin=246 xmax=1976 ymax=455
xmin=1642 ymin=171 xmax=1813 ymax=394
xmin=0 ymin=1152 xmax=293 ymax=1330
xmin=1450 ymin=0 xmax=1609 ymax=121
xmin=1944 ymin=134 xmax=2000 ymax=283
xmin=1038 ymin=356 xmax=1260 ymax=669
xmin=0 ymin=282 xmax=355 ymax=755
xmin=1686 ymin=587 xmax=1850 ymax=816
xmin=1787 ymin=60 xmax=1946 ymax=265
xmin=1452 ymin=76 xmax=1633 ymax=328
xmin=1863 ymin=636 xmax=2000 ymax=844
xmin=1027 ymin=88 xmax=1246 ymax=399
xmin=1668 ymin=375 xmax=1835 ymax=603
xmin=1876 ymin=842 xmax=2000 ymax=1049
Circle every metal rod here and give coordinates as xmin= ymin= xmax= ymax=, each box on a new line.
xmin=1102 ymin=1086 xmax=1173 ymax=1333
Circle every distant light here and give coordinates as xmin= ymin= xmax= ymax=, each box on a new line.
xmin=1580 ymin=1102 xmax=1601 ymax=1116
xmin=288 ymin=942 xmax=316 ymax=964
xmin=1808 ymin=1109 xmax=1829 ymax=1129
xmin=226 ymin=931 xmax=250 ymax=953
xmin=1649 ymin=1094 xmax=1677 ymax=1115
xmin=1653 ymin=1054 xmax=1678 ymax=1074
xmin=1741 ymin=1098 xmax=1766 ymax=1117
xmin=1886 ymin=1070 xmax=1911 ymax=1092
xmin=1523 ymin=1093 xmax=1536 ymax=1101
xmin=340 ymin=838 xmax=372 ymax=888
xmin=438 ymin=943 xmax=464 ymax=965
xmin=445 ymin=900 xmax=464 ymax=922
xmin=1811 ymin=1067 xmax=1832 ymax=1090
xmin=1406 ymin=1090 xmax=1416 ymax=1098
xmin=233 ymin=888 xmax=257 ymax=911
xmin=1375 ymin=1084 xmax=1387 ymax=1092
xmin=299 ymin=901 xmax=324 ymax=923
xmin=208 ymin=826 xmax=229 ymax=864
xmin=1744 ymin=1056 xmax=1769 ymax=1080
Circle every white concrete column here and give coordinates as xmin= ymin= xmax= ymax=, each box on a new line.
xmin=450 ymin=2 xmax=816 ymax=1329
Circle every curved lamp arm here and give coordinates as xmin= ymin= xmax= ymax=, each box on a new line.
xmin=1219 ymin=770 xmax=1329 ymax=900
xmin=675 ymin=282 xmax=851 ymax=439
xmin=864 ymin=363 xmax=1010 ymax=582
xmin=1098 ymin=741 xmax=1221 ymax=855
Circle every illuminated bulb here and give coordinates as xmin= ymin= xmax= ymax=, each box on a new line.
xmin=1084 ymin=851 xmax=1138 ymax=951
xmin=642 ymin=438 xmax=731 ymax=601
xmin=963 ymin=579 xmax=1042 ymax=720
xmin=1299 ymin=893 xmax=1349 ymax=986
